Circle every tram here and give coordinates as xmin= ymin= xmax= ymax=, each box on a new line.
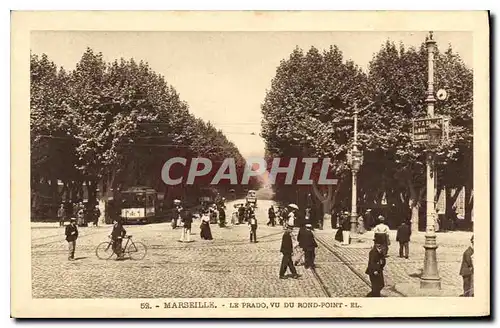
xmin=119 ymin=186 xmax=159 ymax=224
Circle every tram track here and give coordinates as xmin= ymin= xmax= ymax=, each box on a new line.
xmin=31 ymin=228 xmax=107 ymax=248
xmin=314 ymin=234 xmax=406 ymax=297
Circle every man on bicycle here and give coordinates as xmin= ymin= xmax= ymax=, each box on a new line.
xmin=111 ymin=218 xmax=127 ymax=260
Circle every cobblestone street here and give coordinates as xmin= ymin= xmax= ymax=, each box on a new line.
xmin=32 ymin=201 xmax=470 ymax=299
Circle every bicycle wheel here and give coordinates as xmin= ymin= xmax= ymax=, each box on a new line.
xmin=96 ymin=241 xmax=115 ymax=260
xmin=126 ymin=241 xmax=147 ymax=260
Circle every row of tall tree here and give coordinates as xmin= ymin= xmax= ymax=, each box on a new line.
xmin=31 ymin=48 xmax=253 ymax=220
xmin=261 ymin=40 xmax=473 ymax=230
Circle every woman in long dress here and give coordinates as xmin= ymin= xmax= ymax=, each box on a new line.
xmin=200 ymin=210 xmax=213 ymax=240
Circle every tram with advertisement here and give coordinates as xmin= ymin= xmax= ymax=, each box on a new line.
xmin=119 ymin=186 xmax=161 ymax=224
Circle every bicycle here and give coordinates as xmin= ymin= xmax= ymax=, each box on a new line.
xmin=95 ymin=235 xmax=147 ymax=260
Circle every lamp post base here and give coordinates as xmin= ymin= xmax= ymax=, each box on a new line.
xmin=420 ymin=233 xmax=441 ymax=289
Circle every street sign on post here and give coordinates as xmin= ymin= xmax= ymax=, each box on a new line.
xmin=412 ymin=116 xmax=449 ymax=144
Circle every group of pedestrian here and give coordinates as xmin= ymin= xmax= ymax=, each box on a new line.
xmin=58 ymin=202 xmax=101 ymax=227
xmin=278 ymin=204 xmax=318 ymax=279
xmin=61 ymin=199 xmax=474 ymax=297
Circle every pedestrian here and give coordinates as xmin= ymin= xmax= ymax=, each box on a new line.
xmin=396 ymin=221 xmax=411 ymax=259
xmin=249 ymin=213 xmax=258 ymax=243
xmin=172 ymin=201 xmax=182 ymax=229
xmin=298 ymin=223 xmax=318 ymax=269
xmin=459 ymin=235 xmax=474 ymax=297
xmin=93 ymin=205 xmax=101 ymax=227
xmin=267 ymin=206 xmax=276 ymax=226
xmin=110 ymin=218 xmax=127 ymax=260
xmin=373 ymin=215 xmax=390 ymax=256
xmin=238 ymin=205 xmax=245 ymax=224
xmin=365 ymin=243 xmax=386 ymax=297
xmin=218 ymin=204 xmax=226 ymax=227
xmin=200 ymin=210 xmax=213 ymax=240
xmin=76 ymin=202 xmax=85 ymax=226
xmin=365 ymin=209 xmax=373 ymax=230
xmin=330 ymin=208 xmax=337 ymax=229
xmin=58 ymin=203 xmax=66 ymax=227
xmin=65 ymin=218 xmax=78 ymax=261
xmin=341 ymin=212 xmax=351 ymax=245
xmin=357 ymin=214 xmax=366 ymax=234
xmin=180 ymin=210 xmax=193 ymax=242
xmin=287 ymin=207 xmax=297 ymax=229
xmin=304 ymin=207 xmax=312 ymax=226
xmin=279 ymin=226 xmax=301 ymax=280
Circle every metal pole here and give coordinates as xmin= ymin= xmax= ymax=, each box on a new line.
xmin=350 ymin=107 xmax=359 ymax=236
xmin=420 ymin=31 xmax=441 ymax=289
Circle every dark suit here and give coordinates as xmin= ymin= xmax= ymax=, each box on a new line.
xmin=298 ymin=228 xmax=318 ymax=269
xmin=249 ymin=217 xmax=258 ymax=242
xmin=279 ymin=231 xmax=297 ymax=277
xmin=459 ymin=246 xmax=474 ymax=296
xmin=365 ymin=246 xmax=386 ymax=297
xmin=396 ymin=223 xmax=411 ymax=258
xmin=111 ymin=223 xmax=127 ymax=257
xmin=65 ymin=224 xmax=78 ymax=259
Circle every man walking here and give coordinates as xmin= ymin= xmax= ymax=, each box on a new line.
xmin=396 ymin=221 xmax=411 ymax=259
xmin=180 ymin=210 xmax=193 ymax=242
xmin=279 ymin=226 xmax=300 ymax=279
xmin=459 ymin=235 xmax=474 ymax=297
xmin=92 ymin=205 xmax=101 ymax=227
xmin=267 ymin=206 xmax=276 ymax=227
xmin=249 ymin=213 xmax=258 ymax=243
xmin=64 ymin=218 xmax=78 ymax=261
xmin=365 ymin=243 xmax=386 ymax=297
xmin=58 ymin=203 xmax=66 ymax=227
xmin=298 ymin=223 xmax=318 ymax=269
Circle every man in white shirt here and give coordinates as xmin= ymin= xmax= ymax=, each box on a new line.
xmin=373 ymin=216 xmax=390 ymax=256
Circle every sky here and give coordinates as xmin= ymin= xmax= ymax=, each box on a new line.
xmin=31 ymin=31 xmax=472 ymax=159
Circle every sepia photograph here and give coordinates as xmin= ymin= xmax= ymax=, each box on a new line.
xmin=11 ymin=11 xmax=490 ymax=318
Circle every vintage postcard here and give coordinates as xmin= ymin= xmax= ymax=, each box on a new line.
xmin=11 ymin=11 xmax=490 ymax=318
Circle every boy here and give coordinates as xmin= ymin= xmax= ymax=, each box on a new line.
xmin=65 ymin=218 xmax=78 ymax=260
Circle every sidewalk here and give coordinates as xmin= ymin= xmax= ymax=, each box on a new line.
xmin=316 ymin=229 xmax=467 ymax=297
xmin=318 ymin=227 xmax=472 ymax=247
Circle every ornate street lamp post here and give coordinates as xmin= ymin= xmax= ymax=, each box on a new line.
xmin=420 ymin=32 xmax=442 ymax=289
xmin=347 ymin=106 xmax=364 ymax=238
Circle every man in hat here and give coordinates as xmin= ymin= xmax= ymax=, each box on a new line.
xmin=396 ymin=221 xmax=412 ymax=259
xmin=64 ymin=218 xmax=79 ymax=260
xmin=179 ymin=210 xmax=193 ymax=243
xmin=287 ymin=206 xmax=297 ymax=230
xmin=373 ymin=215 xmax=390 ymax=256
xmin=58 ymin=203 xmax=66 ymax=227
xmin=249 ymin=213 xmax=258 ymax=243
xmin=279 ymin=226 xmax=300 ymax=279
xmin=341 ymin=211 xmax=351 ymax=245
xmin=365 ymin=242 xmax=386 ymax=297
xmin=110 ymin=218 xmax=127 ymax=260
xmin=298 ymin=223 xmax=318 ymax=269
xmin=459 ymin=235 xmax=474 ymax=296
xmin=267 ymin=205 xmax=276 ymax=227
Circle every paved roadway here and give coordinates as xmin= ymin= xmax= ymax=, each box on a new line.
xmin=31 ymin=198 xmax=467 ymax=298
